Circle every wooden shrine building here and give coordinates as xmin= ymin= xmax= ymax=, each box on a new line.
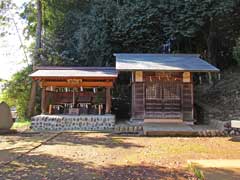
xmin=30 ymin=67 xmax=117 ymax=116
xmin=115 ymin=54 xmax=219 ymax=124
xmin=29 ymin=54 xmax=219 ymax=131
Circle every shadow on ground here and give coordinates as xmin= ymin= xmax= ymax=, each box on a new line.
xmin=0 ymin=132 xmax=54 ymax=145
xmin=46 ymin=132 xmax=144 ymax=149
xmin=0 ymin=132 xmax=56 ymax=165
xmin=229 ymin=136 xmax=240 ymax=142
xmin=0 ymin=151 xmax=195 ymax=180
xmin=199 ymin=167 xmax=240 ymax=180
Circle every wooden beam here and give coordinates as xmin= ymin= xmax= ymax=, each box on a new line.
xmin=208 ymin=72 xmax=213 ymax=84
xmin=42 ymin=81 xmax=113 ymax=87
xmin=32 ymin=77 xmax=116 ymax=81
xmin=41 ymin=87 xmax=46 ymax=114
xmin=105 ymin=87 xmax=111 ymax=114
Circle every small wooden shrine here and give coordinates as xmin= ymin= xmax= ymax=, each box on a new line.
xmin=29 ymin=67 xmax=117 ymax=116
xmin=115 ymin=53 xmax=219 ymax=124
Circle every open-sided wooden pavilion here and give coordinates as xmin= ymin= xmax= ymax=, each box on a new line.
xmin=30 ymin=66 xmax=117 ymax=116
xmin=115 ymin=53 xmax=219 ymax=124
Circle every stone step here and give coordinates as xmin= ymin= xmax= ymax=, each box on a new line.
xmin=114 ymin=125 xmax=143 ymax=134
xmin=144 ymin=130 xmax=226 ymax=137
xmin=143 ymin=123 xmax=227 ymax=137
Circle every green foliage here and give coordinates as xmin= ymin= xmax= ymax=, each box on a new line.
xmin=188 ymin=163 xmax=205 ymax=180
xmin=0 ymin=0 xmax=15 ymax=36
xmin=12 ymin=119 xmax=31 ymax=129
xmin=20 ymin=0 xmax=37 ymax=39
xmin=4 ymin=0 xmax=238 ymax=118
xmin=233 ymin=37 xmax=240 ymax=65
xmin=20 ymin=0 xmax=240 ymax=68
xmin=0 ymin=66 xmax=32 ymax=120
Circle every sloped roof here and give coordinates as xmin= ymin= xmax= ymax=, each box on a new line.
xmin=115 ymin=53 xmax=219 ymax=72
xmin=29 ymin=67 xmax=118 ymax=79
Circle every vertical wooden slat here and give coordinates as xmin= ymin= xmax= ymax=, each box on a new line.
xmin=105 ymin=87 xmax=111 ymax=114
xmin=182 ymin=82 xmax=194 ymax=121
xmin=131 ymin=72 xmax=135 ymax=118
xmin=191 ymin=73 xmax=194 ymax=120
xmin=181 ymin=83 xmax=184 ymax=120
xmin=41 ymin=87 xmax=46 ymax=114
xmin=145 ymin=77 xmax=182 ymax=119
xmin=132 ymin=82 xmax=145 ymax=119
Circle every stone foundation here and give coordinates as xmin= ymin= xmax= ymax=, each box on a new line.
xmin=223 ymin=121 xmax=240 ymax=136
xmin=31 ymin=115 xmax=115 ymax=131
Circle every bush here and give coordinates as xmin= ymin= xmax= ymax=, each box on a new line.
xmin=0 ymin=66 xmax=32 ymax=120
xmin=233 ymin=37 xmax=240 ymax=65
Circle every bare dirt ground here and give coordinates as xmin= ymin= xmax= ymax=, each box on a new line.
xmin=0 ymin=132 xmax=240 ymax=180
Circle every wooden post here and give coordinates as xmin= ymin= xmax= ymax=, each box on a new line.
xmin=208 ymin=72 xmax=213 ymax=84
xmin=72 ymin=88 xmax=75 ymax=107
xmin=49 ymin=104 xmax=52 ymax=115
xmin=41 ymin=87 xmax=46 ymax=114
xmin=199 ymin=75 xmax=202 ymax=85
xmin=131 ymin=72 xmax=135 ymax=119
xmin=98 ymin=105 xmax=101 ymax=115
xmin=218 ymin=73 xmax=221 ymax=81
xmin=105 ymin=87 xmax=111 ymax=114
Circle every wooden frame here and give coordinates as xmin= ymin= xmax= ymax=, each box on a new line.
xmin=131 ymin=71 xmax=194 ymax=122
xmin=30 ymin=67 xmax=116 ymax=115
xmin=41 ymin=81 xmax=113 ymax=88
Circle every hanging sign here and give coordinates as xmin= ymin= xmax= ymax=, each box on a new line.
xmin=135 ymin=71 xmax=143 ymax=82
xmin=67 ymin=79 xmax=82 ymax=84
xmin=183 ymin=72 xmax=191 ymax=83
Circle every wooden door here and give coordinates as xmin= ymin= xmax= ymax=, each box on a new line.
xmin=145 ymin=81 xmax=182 ymax=119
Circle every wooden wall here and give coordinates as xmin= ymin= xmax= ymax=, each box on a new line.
xmin=131 ymin=71 xmax=194 ymax=122
xmin=182 ymin=77 xmax=194 ymax=122
xmin=45 ymin=91 xmax=106 ymax=105
xmin=132 ymin=82 xmax=145 ymax=119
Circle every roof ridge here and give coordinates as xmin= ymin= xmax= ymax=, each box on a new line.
xmin=35 ymin=66 xmax=115 ymax=70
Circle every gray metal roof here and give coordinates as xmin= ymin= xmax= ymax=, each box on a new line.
xmin=29 ymin=67 xmax=118 ymax=78
xmin=115 ymin=53 xmax=219 ymax=72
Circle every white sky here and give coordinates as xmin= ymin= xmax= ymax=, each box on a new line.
xmin=0 ymin=0 xmax=30 ymax=80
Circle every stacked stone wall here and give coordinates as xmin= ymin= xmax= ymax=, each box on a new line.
xmin=31 ymin=115 xmax=115 ymax=131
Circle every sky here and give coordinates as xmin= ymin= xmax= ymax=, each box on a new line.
xmin=0 ymin=0 xmax=30 ymax=80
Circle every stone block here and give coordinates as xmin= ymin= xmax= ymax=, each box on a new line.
xmin=0 ymin=102 xmax=13 ymax=130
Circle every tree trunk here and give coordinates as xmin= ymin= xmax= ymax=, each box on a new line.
xmin=27 ymin=0 xmax=42 ymax=118
xmin=34 ymin=0 xmax=43 ymax=65
xmin=207 ymin=18 xmax=218 ymax=66
xmin=27 ymin=81 xmax=37 ymax=117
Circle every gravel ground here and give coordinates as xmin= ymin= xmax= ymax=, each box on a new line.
xmin=0 ymin=132 xmax=240 ymax=180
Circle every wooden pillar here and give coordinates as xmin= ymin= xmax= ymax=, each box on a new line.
xmin=131 ymin=72 xmax=135 ymax=119
xmin=105 ymin=87 xmax=111 ymax=114
xmin=41 ymin=87 xmax=46 ymax=114
xmin=72 ymin=88 xmax=76 ymax=107
xmin=218 ymin=72 xmax=221 ymax=81
xmin=199 ymin=75 xmax=202 ymax=85
xmin=208 ymin=72 xmax=213 ymax=84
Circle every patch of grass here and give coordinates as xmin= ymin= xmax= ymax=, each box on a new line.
xmin=12 ymin=119 xmax=31 ymax=129
xmin=188 ymin=162 xmax=205 ymax=180
xmin=111 ymin=137 xmax=124 ymax=144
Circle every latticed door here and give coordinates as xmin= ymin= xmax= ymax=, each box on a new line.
xmin=145 ymin=81 xmax=182 ymax=119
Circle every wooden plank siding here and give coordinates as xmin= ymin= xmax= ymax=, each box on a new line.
xmin=132 ymin=82 xmax=145 ymax=119
xmin=144 ymin=81 xmax=182 ymax=119
xmin=45 ymin=91 xmax=106 ymax=105
xmin=131 ymin=71 xmax=194 ymax=122
xmin=182 ymin=82 xmax=194 ymax=121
